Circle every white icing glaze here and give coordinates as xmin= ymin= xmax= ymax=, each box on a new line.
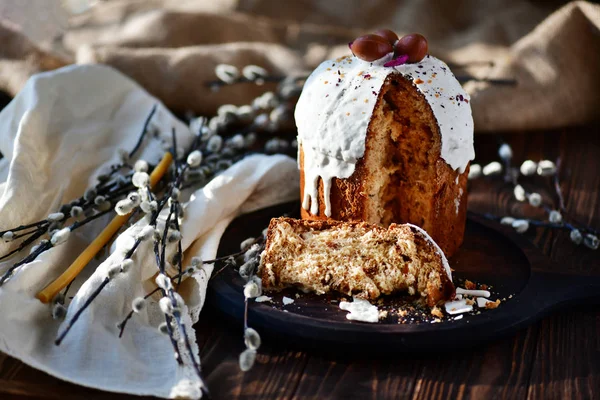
xmin=454 ymin=188 xmax=463 ymax=215
xmin=406 ymin=223 xmax=452 ymax=281
xmin=254 ymin=295 xmax=272 ymax=303
xmin=282 ymin=296 xmax=294 ymax=305
xmin=296 ymin=53 xmax=474 ymax=216
xmin=456 ymin=287 xmax=490 ymax=298
xmin=339 ymin=297 xmax=379 ymax=323
xmin=476 ymin=297 xmax=494 ymax=308
xmin=444 ymin=299 xmax=473 ymax=315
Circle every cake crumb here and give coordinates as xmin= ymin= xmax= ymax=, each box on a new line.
xmin=465 ymin=298 xmax=475 ymax=306
xmin=431 ymin=306 xmax=443 ymax=318
xmin=282 ymin=296 xmax=294 ymax=305
xmin=464 ymin=280 xmax=476 ymax=290
xmin=378 ymin=310 xmax=388 ymax=319
xmin=255 ymin=295 xmax=272 ymax=303
xmin=485 ymin=299 xmax=501 ymax=309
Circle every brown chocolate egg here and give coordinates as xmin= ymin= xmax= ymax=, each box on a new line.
xmin=350 ymin=34 xmax=393 ymax=62
xmin=394 ymin=33 xmax=428 ymax=63
xmin=373 ymin=29 xmax=399 ymax=45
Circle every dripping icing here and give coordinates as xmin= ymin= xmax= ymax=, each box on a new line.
xmin=295 ymin=53 xmax=474 ymax=216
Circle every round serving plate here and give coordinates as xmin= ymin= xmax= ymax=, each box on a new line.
xmin=207 ymin=202 xmax=600 ymax=352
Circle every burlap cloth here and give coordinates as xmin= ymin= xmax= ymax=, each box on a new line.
xmin=1 ymin=0 xmax=599 ymax=132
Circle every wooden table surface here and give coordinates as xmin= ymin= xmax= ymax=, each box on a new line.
xmin=1 ymin=126 xmax=599 ymax=399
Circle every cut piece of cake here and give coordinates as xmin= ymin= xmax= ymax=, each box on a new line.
xmin=295 ymin=53 xmax=474 ymax=257
xmin=260 ymin=217 xmax=455 ymax=307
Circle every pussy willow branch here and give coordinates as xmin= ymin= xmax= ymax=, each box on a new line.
xmin=94 ymin=166 xmax=131 ymax=191
xmin=149 ymin=133 xmax=208 ymax=392
xmin=54 ymin=210 xmax=142 ymax=345
xmin=118 ymin=124 xmax=213 ymax=335
xmin=0 ymin=235 xmax=51 ymax=285
xmin=0 ymin=208 xmax=114 ymax=285
xmin=552 ymin=158 xmax=598 ymax=235
xmin=470 ymin=211 xmax=575 ymax=230
xmin=209 ymin=237 xmax=265 ymax=281
xmin=0 ymin=181 xmax=135 ymax=266
xmin=178 ymin=323 xmax=206 ymax=396
xmin=480 ymin=142 xmax=599 ymax=238
xmin=0 ymin=220 xmax=47 ymax=235
xmin=148 ymin=196 xmax=191 ymax=373
xmin=129 ymin=104 xmax=158 ymax=159
xmin=55 ymin=198 xmax=168 ymax=345
xmin=180 ymin=152 xmax=247 ymax=192
xmin=169 ymin=128 xmax=186 ymax=288
xmin=206 ymin=74 xmax=516 ymax=89
xmin=11 ymin=227 xmax=47 ymax=241
xmin=159 ymin=209 xmax=173 ymax=271
xmin=244 ymin=298 xmax=250 ymax=331
xmin=61 ymin=277 xmax=75 ymax=302
xmin=55 ymin=277 xmax=110 ymax=345
xmin=118 ymin=268 xmax=190 ymax=338
xmin=0 ymin=178 xmax=133 ymax=250
xmin=152 ymin=235 xmax=184 ymax=366
xmin=0 ymin=229 xmax=47 ymax=263
xmin=94 ymin=174 xmax=135 ymax=197
xmin=173 ymin=207 xmax=184 ymax=289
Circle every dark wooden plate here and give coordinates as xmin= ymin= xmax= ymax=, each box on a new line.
xmin=207 ymin=202 xmax=600 ymax=352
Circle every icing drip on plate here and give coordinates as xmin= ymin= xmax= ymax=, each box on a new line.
xmin=339 ymin=297 xmax=379 ymax=323
xmin=295 ymin=53 xmax=474 ymax=217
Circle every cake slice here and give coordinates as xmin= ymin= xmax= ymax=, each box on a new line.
xmin=260 ymin=217 xmax=455 ymax=306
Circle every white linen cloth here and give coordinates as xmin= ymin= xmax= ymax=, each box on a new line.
xmin=0 ymin=64 xmax=299 ymax=398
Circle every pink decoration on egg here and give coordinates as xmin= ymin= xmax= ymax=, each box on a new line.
xmin=383 ymin=55 xmax=409 ymax=67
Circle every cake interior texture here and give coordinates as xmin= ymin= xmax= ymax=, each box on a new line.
xmin=260 ymin=217 xmax=455 ymax=306
xmin=299 ymin=73 xmax=468 ymax=257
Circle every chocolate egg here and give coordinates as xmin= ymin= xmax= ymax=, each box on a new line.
xmin=350 ymin=34 xmax=393 ymax=62
xmin=394 ymin=33 xmax=428 ymax=63
xmin=373 ymin=29 xmax=399 ymax=45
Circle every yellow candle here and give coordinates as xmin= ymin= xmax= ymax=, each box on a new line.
xmin=36 ymin=152 xmax=173 ymax=304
